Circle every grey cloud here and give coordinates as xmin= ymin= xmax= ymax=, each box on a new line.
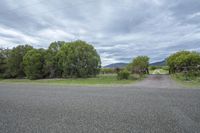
xmin=170 ymin=0 xmax=200 ymax=17
xmin=0 ymin=0 xmax=200 ymax=65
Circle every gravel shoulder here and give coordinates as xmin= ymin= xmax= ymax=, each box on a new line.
xmin=132 ymin=74 xmax=184 ymax=89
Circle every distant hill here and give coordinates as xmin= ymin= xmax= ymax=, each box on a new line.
xmin=150 ymin=60 xmax=166 ymax=66
xmin=103 ymin=63 xmax=128 ymax=68
xmin=103 ymin=60 xmax=166 ymax=68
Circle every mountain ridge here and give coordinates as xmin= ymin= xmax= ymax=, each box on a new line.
xmin=103 ymin=60 xmax=166 ymax=68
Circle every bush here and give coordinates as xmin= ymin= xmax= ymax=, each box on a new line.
xmin=161 ymin=66 xmax=169 ymax=71
xmin=129 ymin=74 xmax=141 ymax=80
xmin=167 ymin=51 xmax=200 ymax=74
xmin=117 ymin=70 xmax=130 ymax=80
xmin=100 ymin=68 xmax=115 ymax=74
xmin=174 ymin=72 xmax=200 ymax=81
xmin=149 ymin=66 xmax=158 ymax=70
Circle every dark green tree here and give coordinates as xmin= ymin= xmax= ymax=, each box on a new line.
xmin=58 ymin=40 xmax=101 ymax=78
xmin=23 ymin=49 xmax=45 ymax=80
xmin=0 ymin=48 xmax=9 ymax=78
xmin=44 ymin=41 xmax=65 ymax=78
xmin=6 ymin=45 xmax=33 ymax=78
xmin=128 ymin=56 xmax=149 ymax=74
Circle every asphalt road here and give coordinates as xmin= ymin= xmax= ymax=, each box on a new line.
xmin=0 ymin=75 xmax=200 ymax=133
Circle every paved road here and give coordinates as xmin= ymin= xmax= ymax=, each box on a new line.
xmin=0 ymin=75 xmax=200 ymax=133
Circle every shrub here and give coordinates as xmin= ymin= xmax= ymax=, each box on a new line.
xmin=149 ymin=66 xmax=157 ymax=70
xmin=100 ymin=68 xmax=115 ymax=74
xmin=117 ymin=70 xmax=130 ymax=80
xmin=161 ymin=66 xmax=169 ymax=71
xmin=129 ymin=74 xmax=141 ymax=80
xmin=167 ymin=51 xmax=200 ymax=74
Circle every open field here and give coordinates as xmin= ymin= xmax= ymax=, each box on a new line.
xmin=0 ymin=74 xmax=143 ymax=86
xmin=1 ymin=75 xmax=200 ymax=133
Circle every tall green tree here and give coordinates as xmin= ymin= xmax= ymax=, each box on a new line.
xmin=23 ymin=49 xmax=45 ymax=80
xmin=128 ymin=56 xmax=149 ymax=74
xmin=58 ymin=40 xmax=101 ymax=78
xmin=44 ymin=41 xmax=65 ymax=78
xmin=7 ymin=45 xmax=33 ymax=78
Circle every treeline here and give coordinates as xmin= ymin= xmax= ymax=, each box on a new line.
xmin=0 ymin=40 xmax=101 ymax=79
xmin=167 ymin=51 xmax=200 ymax=75
xmin=3 ymin=40 xmax=198 ymax=81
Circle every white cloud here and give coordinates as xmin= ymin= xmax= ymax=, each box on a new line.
xmin=37 ymin=28 xmax=75 ymax=41
xmin=0 ymin=25 xmax=39 ymax=47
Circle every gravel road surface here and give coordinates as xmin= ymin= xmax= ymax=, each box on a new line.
xmin=0 ymin=75 xmax=200 ymax=133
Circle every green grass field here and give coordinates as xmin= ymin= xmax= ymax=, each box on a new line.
xmin=171 ymin=74 xmax=200 ymax=88
xmin=149 ymin=69 xmax=169 ymax=75
xmin=0 ymin=74 xmax=143 ymax=86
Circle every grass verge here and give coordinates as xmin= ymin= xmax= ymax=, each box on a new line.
xmin=0 ymin=74 xmax=144 ymax=86
xmin=171 ymin=73 xmax=200 ymax=88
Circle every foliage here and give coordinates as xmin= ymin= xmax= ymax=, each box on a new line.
xmin=172 ymin=73 xmax=200 ymax=87
xmin=167 ymin=51 xmax=200 ymax=74
xmin=162 ymin=66 xmax=169 ymax=71
xmin=149 ymin=66 xmax=168 ymax=70
xmin=44 ymin=41 xmax=65 ymax=78
xmin=114 ymin=67 xmax=121 ymax=73
xmin=0 ymin=40 xmax=101 ymax=80
xmin=23 ymin=49 xmax=45 ymax=80
xmin=58 ymin=40 xmax=101 ymax=78
xmin=100 ymin=68 xmax=115 ymax=74
xmin=149 ymin=66 xmax=159 ymax=70
xmin=6 ymin=45 xmax=33 ymax=78
xmin=149 ymin=66 xmax=169 ymax=74
xmin=128 ymin=56 xmax=149 ymax=75
xmin=0 ymin=48 xmax=8 ymax=78
xmin=117 ymin=70 xmax=130 ymax=80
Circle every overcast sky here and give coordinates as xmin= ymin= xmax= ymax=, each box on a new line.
xmin=0 ymin=0 xmax=200 ymax=65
